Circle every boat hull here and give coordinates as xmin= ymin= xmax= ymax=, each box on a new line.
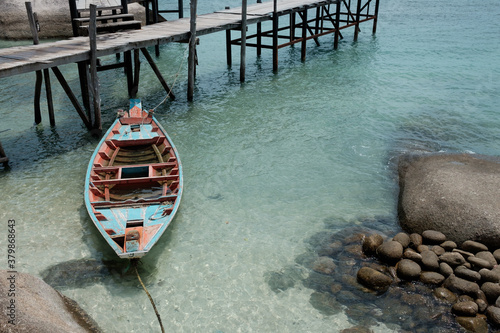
xmin=84 ymin=99 xmax=182 ymax=258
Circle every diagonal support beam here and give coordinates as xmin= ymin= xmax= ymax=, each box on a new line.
xmin=51 ymin=67 xmax=92 ymax=130
xmin=297 ymin=9 xmax=320 ymax=47
xmin=140 ymin=48 xmax=176 ymax=100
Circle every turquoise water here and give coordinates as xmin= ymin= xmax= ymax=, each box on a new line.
xmin=1 ymin=0 xmax=500 ymax=331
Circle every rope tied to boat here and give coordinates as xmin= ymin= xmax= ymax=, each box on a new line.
xmin=148 ymin=36 xmax=192 ymax=114
xmin=132 ymin=259 xmax=165 ymax=333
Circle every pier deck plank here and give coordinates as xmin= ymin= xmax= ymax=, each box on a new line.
xmin=0 ymin=0 xmax=338 ymax=78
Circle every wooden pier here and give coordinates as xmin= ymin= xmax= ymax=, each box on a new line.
xmin=0 ymin=0 xmax=379 ymax=133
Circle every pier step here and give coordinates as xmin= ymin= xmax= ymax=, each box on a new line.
xmin=73 ymin=13 xmax=135 ymax=23
xmin=78 ymin=20 xmax=142 ymax=36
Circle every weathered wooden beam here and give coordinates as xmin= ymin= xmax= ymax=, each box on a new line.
xmin=43 ymin=69 xmax=55 ymax=126
xmin=89 ymin=4 xmax=102 ymax=133
xmin=297 ymin=9 xmax=320 ymax=47
xmin=372 ymin=0 xmax=380 ymax=34
xmin=187 ymin=0 xmax=197 ymax=101
xmin=124 ymin=50 xmax=134 ymax=97
xmin=226 ymin=28 xmax=232 ymax=66
xmin=272 ymin=0 xmax=278 ymax=72
xmin=301 ymin=8 xmax=307 ymax=61
xmin=354 ymin=0 xmax=361 ymax=41
xmin=140 ymin=47 xmax=175 ymax=100
xmin=240 ymin=0 xmax=247 ymax=82
xmin=26 ymin=2 xmax=42 ymax=125
xmin=257 ymin=0 xmax=263 ymax=56
xmin=51 ymin=67 xmax=92 ymax=130
xmin=131 ymin=48 xmax=140 ymax=98
xmin=178 ymin=0 xmax=184 ymax=18
xmin=334 ymin=0 xmax=341 ymax=49
xmin=34 ymin=70 xmax=43 ymax=125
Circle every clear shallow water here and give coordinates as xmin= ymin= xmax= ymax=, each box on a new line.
xmin=1 ymin=0 xmax=500 ymax=332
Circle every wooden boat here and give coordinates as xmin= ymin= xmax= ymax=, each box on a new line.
xmin=84 ymin=99 xmax=182 ymax=259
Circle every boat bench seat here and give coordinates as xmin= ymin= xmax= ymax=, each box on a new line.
xmin=91 ymin=195 xmax=178 ymax=208
xmin=93 ymin=162 xmax=177 ymax=177
xmin=92 ymin=174 xmax=178 ymax=187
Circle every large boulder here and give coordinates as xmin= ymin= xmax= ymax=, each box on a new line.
xmin=0 ymin=270 xmax=100 ymax=332
xmin=398 ymin=154 xmax=500 ymax=249
xmin=0 ymin=0 xmax=145 ymax=39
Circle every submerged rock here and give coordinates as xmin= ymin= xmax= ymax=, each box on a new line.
xmin=356 ymin=267 xmax=393 ymax=292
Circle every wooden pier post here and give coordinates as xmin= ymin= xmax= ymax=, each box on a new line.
xmin=187 ymin=0 xmax=197 ymax=101
xmin=34 ymin=70 xmax=43 ymax=125
xmin=240 ymin=0 xmax=247 ymax=82
xmin=272 ymin=0 xmax=278 ymax=72
xmin=178 ymin=0 xmax=184 ymax=18
xmin=354 ymin=0 xmax=362 ymax=41
xmin=334 ymin=0 xmax=341 ymax=49
xmin=225 ymin=6 xmax=232 ymax=66
xmin=226 ymin=30 xmax=232 ymax=66
xmin=26 ymin=2 xmax=55 ymax=126
xmin=43 ymin=69 xmax=55 ymax=126
xmin=301 ymin=7 xmax=307 ymax=62
xmin=290 ymin=12 xmax=296 ymax=43
xmin=257 ymin=0 xmax=262 ymax=56
xmin=372 ymin=0 xmax=380 ymax=34
xmin=132 ymin=49 xmax=140 ymax=98
xmin=89 ymin=4 xmax=102 ymax=134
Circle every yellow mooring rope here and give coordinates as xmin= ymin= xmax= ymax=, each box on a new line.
xmin=133 ymin=261 xmax=165 ymax=333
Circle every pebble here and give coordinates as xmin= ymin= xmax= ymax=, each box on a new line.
xmin=479 ymin=268 xmax=500 ymax=283
xmin=396 ymin=259 xmax=421 ymax=280
xmin=439 ymin=252 xmax=466 ymax=266
xmin=312 ymin=256 xmax=337 ymax=275
xmin=452 ymin=248 xmax=474 ymax=258
xmin=403 ymin=248 xmax=422 ymax=262
xmin=455 ymin=316 xmax=488 ymax=333
xmin=409 ymin=233 xmax=423 ymax=249
xmin=486 ymin=306 xmax=500 ymax=327
xmin=422 ymin=230 xmax=447 ymax=244
xmin=468 ymin=257 xmax=494 ymax=270
xmin=421 ymin=250 xmax=440 ymax=270
xmin=475 ymin=251 xmax=497 ymax=268
xmin=356 ymin=267 xmax=393 ymax=292
xmin=493 ymin=249 xmax=500 ymax=264
xmin=420 ymin=271 xmax=445 ymax=285
xmin=476 ymin=298 xmax=488 ymax=313
xmin=392 ymin=232 xmax=410 ymax=248
xmin=440 ymin=240 xmax=457 ymax=251
xmin=439 ymin=262 xmax=454 ymax=277
xmin=431 ymin=245 xmax=446 ymax=256
xmin=443 ymin=274 xmax=479 ymax=296
xmin=362 ymin=234 xmax=384 ymax=255
xmin=461 ymin=240 xmax=489 ymax=253
xmin=481 ymin=282 xmax=500 ymax=303
xmin=454 ymin=265 xmax=481 ymax=282
xmin=452 ymin=301 xmax=478 ymax=316
xmin=376 ymin=241 xmax=403 ymax=263
xmin=433 ymin=287 xmax=457 ymax=303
